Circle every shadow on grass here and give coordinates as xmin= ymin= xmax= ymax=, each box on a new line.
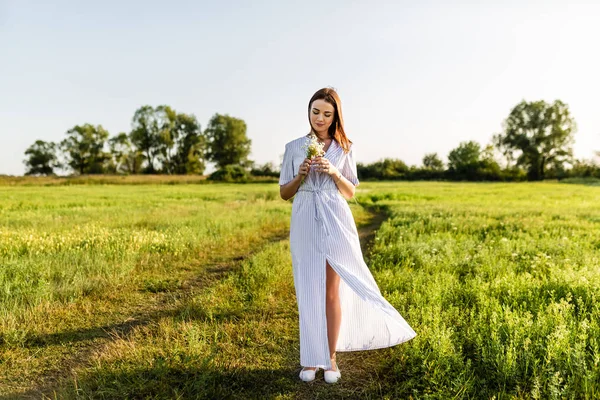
xmin=8 ymin=359 xmax=399 ymax=400
xmin=4 ymin=207 xmax=393 ymax=399
xmin=20 ymin=309 xmax=177 ymax=349
xmin=8 ymin=365 xmax=303 ymax=400
xmin=18 ymin=241 xmax=288 ymax=350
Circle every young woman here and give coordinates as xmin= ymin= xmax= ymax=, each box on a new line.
xmin=279 ymin=88 xmax=416 ymax=384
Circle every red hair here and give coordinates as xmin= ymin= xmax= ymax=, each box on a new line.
xmin=308 ymin=87 xmax=352 ymax=153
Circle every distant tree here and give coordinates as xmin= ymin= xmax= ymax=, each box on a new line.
xmin=251 ymin=161 xmax=279 ymax=177
xmin=359 ymin=158 xmax=409 ymax=180
xmin=155 ymin=105 xmax=178 ymax=174
xmin=447 ymin=141 xmax=502 ymax=181
xmin=567 ymin=159 xmax=600 ymax=179
xmin=130 ymin=105 xmax=161 ymax=173
xmin=204 ymin=114 xmax=252 ymax=169
xmin=61 ymin=124 xmax=110 ymax=174
xmin=447 ymin=141 xmax=481 ymax=172
xmin=494 ymin=100 xmax=576 ymax=180
xmin=422 ymin=153 xmax=444 ymax=171
xmin=107 ymin=132 xmax=143 ymax=174
xmin=164 ymin=111 xmax=206 ymax=174
xmin=492 ymin=133 xmax=516 ymax=168
xmin=478 ymin=144 xmax=503 ymax=180
xmin=130 ymin=105 xmax=206 ymax=174
xmin=23 ymin=140 xmax=61 ymax=175
xmin=209 ymin=164 xmax=249 ymax=182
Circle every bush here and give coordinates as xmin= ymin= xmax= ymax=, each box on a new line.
xmin=563 ymin=160 xmax=600 ymax=179
xmin=357 ymin=158 xmax=409 ymax=180
xmin=560 ymin=177 xmax=600 ymax=186
xmin=250 ymin=162 xmax=279 ymax=178
xmin=405 ymin=166 xmax=445 ymax=181
xmin=208 ymin=164 xmax=249 ymax=182
xmin=499 ymin=166 xmax=527 ymax=182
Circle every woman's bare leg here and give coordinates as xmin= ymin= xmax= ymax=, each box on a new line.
xmin=301 ymin=260 xmax=342 ymax=372
xmin=326 ymin=260 xmax=341 ymax=370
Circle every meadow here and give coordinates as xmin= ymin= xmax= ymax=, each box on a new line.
xmin=0 ymin=179 xmax=599 ymax=399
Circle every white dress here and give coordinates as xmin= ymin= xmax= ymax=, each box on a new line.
xmin=279 ymin=135 xmax=416 ymax=369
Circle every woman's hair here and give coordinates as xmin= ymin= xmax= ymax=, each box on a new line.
xmin=308 ymin=87 xmax=352 ymax=153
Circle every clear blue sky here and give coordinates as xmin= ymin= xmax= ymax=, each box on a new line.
xmin=1 ymin=0 xmax=598 ymax=176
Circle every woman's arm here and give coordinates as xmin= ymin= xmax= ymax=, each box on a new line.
xmin=332 ymin=171 xmax=356 ymax=200
xmin=280 ymin=174 xmax=304 ymax=201
xmin=313 ymin=155 xmax=356 ymax=200
xmin=280 ymin=157 xmax=311 ymax=201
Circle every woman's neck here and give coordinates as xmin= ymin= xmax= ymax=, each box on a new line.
xmin=314 ymin=131 xmax=329 ymax=141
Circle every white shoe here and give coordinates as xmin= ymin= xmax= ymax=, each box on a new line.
xmin=299 ymin=367 xmax=319 ymax=382
xmin=324 ymin=360 xmax=341 ymax=384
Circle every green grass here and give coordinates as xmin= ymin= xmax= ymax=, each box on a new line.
xmin=0 ymin=184 xmax=293 ymax=395
xmin=0 ymin=174 xmax=278 ymax=186
xmin=560 ymin=177 xmax=600 ymax=186
xmin=1 ymin=181 xmax=599 ymax=399
xmin=366 ymin=182 xmax=600 ymax=399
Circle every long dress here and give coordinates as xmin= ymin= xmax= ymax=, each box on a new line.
xmin=279 ymin=135 xmax=416 ymax=370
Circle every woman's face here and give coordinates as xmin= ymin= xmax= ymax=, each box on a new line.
xmin=310 ymin=99 xmax=335 ymax=137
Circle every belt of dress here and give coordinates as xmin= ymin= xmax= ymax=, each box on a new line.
xmin=296 ymin=187 xmax=339 ymax=236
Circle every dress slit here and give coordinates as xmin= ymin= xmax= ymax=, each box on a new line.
xmin=280 ymin=135 xmax=415 ymax=369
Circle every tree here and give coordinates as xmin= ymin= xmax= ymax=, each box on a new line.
xmin=158 ymin=109 xmax=206 ymax=174
xmin=447 ymin=141 xmax=502 ymax=181
xmin=251 ymin=161 xmax=279 ymax=177
xmin=175 ymin=113 xmax=206 ymax=174
xmin=209 ymin=164 xmax=249 ymax=182
xmin=358 ymin=158 xmax=409 ymax=180
xmin=204 ymin=114 xmax=252 ymax=169
xmin=492 ymin=132 xmax=516 ymax=168
xmin=107 ymin=132 xmax=143 ymax=174
xmin=568 ymin=159 xmax=600 ymax=179
xmin=155 ymin=105 xmax=178 ymax=174
xmin=130 ymin=105 xmax=206 ymax=174
xmin=61 ymin=124 xmax=110 ymax=174
xmin=447 ymin=141 xmax=481 ymax=172
xmin=494 ymin=100 xmax=576 ymax=180
xmin=478 ymin=144 xmax=503 ymax=180
xmin=23 ymin=140 xmax=61 ymax=175
xmin=130 ymin=105 xmax=161 ymax=173
xmin=422 ymin=153 xmax=444 ymax=171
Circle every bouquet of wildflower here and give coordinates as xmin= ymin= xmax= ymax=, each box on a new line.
xmin=302 ymin=133 xmax=326 ymax=159
xmin=299 ymin=133 xmax=326 ymax=184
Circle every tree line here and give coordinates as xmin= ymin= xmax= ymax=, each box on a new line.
xmin=24 ymin=99 xmax=599 ymax=181
xmin=23 ymin=105 xmax=256 ymax=178
xmin=359 ymin=99 xmax=599 ymax=182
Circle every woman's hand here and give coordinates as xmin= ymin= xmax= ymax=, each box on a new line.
xmin=312 ymin=156 xmax=339 ymax=177
xmin=281 ymin=158 xmax=311 ymax=201
xmin=298 ymin=158 xmax=312 ymax=177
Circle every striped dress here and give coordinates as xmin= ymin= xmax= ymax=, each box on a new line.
xmin=279 ymin=135 xmax=416 ymax=370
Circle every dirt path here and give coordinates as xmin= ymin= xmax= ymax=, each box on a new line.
xmin=5 ymin=233 xmax=290 ymax=400
xmin=5 ymin=205 xmax=391 ymax=400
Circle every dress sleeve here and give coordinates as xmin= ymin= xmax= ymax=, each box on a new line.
xmin=341 ymin=145 xmax=359 ymax=186
xmin=279 ymin=144 xmax=294 ymax=186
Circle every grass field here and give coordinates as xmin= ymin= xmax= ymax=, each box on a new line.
xmin=1 ymin=180 xmax=599 ymax=399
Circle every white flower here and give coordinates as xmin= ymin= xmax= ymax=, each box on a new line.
xmin=301 ymin=133 xmax=326 ymax=159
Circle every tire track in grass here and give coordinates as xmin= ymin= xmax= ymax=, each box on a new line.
xmin=2 ymin=232 xmax=290 ymax=400
xmin=5 ymin=204 xmax=391 ymax=400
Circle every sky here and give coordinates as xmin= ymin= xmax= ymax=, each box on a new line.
xmin=1 ymin=0 xmax=599 ymax=176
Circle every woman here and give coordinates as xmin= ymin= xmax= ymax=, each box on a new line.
xmin=279 ymin=88 xmax=416 ymax=384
